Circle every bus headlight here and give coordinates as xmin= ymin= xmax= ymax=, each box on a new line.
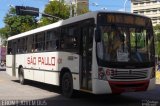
xmin=98 ymin=67 xmax=106 ymax=80
xmin=150 ymin=67 xmax=155 ymax=79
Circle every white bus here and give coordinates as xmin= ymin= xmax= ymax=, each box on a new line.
xmin=6 ymin=11 xmax=155 ymax=97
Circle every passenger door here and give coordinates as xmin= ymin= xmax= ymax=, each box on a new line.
xmin=80 ymin=20 xmax=94 ymax=91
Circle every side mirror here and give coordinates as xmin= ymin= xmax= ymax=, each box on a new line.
xmin=95 ymin=29 xmax=101 ymax=42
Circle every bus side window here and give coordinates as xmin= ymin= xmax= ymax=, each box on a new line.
xmin=16 ymin=37 xmax=27 ymax=53
xmin=17 ymin=39 xmax=20 ymax=53
xmin=7 ymin=41 xmax=12 ymax=54
xmin=34 ymin=32 xmax=45 ymax=52
xmin=46 ymin=29 xmax=59 ymax=51
xmin=27 ymin=35 xmax=34 ymax=53
xmin=60 ymin=25 xmax=79 ymax=53
xmin=7 ymin=48 xmax=12 ymax=54
xmin=24 ymin=37 xmax=28 ymax=53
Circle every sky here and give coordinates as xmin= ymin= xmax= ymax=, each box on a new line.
xmin=0 ymin=0 xmax=131 ymax=28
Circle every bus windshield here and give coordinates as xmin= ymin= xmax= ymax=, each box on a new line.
xmin=97 ymin=14 xmax=155 ymax=64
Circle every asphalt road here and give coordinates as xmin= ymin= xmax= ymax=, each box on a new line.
xmin=0 ymin=70 xmax=160 ymax=106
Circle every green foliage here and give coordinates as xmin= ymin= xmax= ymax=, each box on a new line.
xmin=77 ymin=3 xmax=89 ymax=15
xmin=0 ymin=1 xmax=88 ymax=39
xmin=154 ymin=24 xmax=160 ymax=57
xmin=0 ymin=27 xmax=9 ymax=38
xmin=154 ymin=24 xmax=160 ymax=32
xmin=156 ymin=41 xmax=160 ymax=57
xmin=4 ymin=15 xmax=37 ymax=36
xmin=155 ymin=32 xmax=160 ymax=42
xmin=39 ymin=1 xmax=70 ymax=26
xmin=155 ymin=38 xmax=160 ymax=59
xmin=0 ymin=27 xmax=8 ymax=46
xmin=154 ymin=24 xmax=160 ymax=42
xmin=0 ymin=7 xmax=37 ymax=38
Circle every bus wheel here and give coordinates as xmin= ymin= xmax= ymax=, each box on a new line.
xmin=19 ymin=67 xmax=25 ymax=85
xmin=61 ymin=72 xmax=73 ymax=98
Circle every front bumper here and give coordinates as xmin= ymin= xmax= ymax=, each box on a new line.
xmin=92 ymin=78 xmax=155 ymax=94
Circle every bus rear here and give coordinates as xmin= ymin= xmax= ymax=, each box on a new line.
xmin=93 ymin=12 xmax=155 ymax=94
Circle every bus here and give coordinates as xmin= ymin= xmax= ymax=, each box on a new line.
xmin=6 ymin=11 xmax=155 ymax=97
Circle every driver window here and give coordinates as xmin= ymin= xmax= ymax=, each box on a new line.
xmin=97 ymin=26 xmax=129 ymax=62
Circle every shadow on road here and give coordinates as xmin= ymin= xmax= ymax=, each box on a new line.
xmin=12 ymin=79 xmax=61 ymax=94
xmin=11 ymin=79 xmax=141 ymax=106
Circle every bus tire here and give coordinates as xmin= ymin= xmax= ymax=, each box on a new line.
xmin=19 ymin=67 xmax=25 ymax=85
xmin=61 ymin=72 xmax=73 ymax=98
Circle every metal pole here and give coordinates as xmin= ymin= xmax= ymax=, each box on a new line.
xmin=75 ymin=0 xmax=77 ymax=16
xmin=70 ymin=0 xmax=72 ymax=17
xmin=0 ymin=38 xmax=1 ymax=68
xmin=59 ymin=0 xmax=61 ymax=17
xmin=124 ymin=0 xmax=128 ymax=12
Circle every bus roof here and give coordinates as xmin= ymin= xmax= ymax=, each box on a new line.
xmin=7 ymin=11 xmax=150 ymax=41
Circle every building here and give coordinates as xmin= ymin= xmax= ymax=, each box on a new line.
xmin=131 ymin=0 xmax=160 ymax=26
xmin=49 ymin=0 xmax=89 ymax=16
xmin=0 ymin=37 xmax=6 ymax=64
xmin=1 ymin=46 xmax=6 ymax=62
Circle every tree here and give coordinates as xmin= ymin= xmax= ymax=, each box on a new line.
xmin=0 ymin=27 xmax=9 ymax=38
xmin=39 ymin=1 xmax=70 ymax=26
xmin=154 ymin=24 xmax=160 ymax=40
xmin=0 ymin=27 xmax=8 ymax=46
xmin=69 ymin=3 xmax=89 ymax=17
xmin=77 ymin=2 xmax=89 ymax=15
xmin=0 ymin=7 xmax=37 ymax=37
xmin=154 ymin=24 xmax=160 ymax=59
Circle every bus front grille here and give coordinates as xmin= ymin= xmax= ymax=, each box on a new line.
xmin=110 ymin=70 xmax=148 ymax=80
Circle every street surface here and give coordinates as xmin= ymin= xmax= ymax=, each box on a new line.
xmin=0 ymin=70 xmax=160 ymax=106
